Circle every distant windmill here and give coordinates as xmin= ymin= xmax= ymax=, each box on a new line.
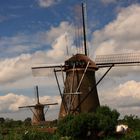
xmin=19 ymin=86 xmax=58 ymax=125
xmin=31 ymin=3 xmax=140 ymax=119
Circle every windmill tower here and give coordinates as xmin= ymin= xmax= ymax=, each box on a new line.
xmin=58 ymin=54 xmax=99 ymax=118
xmin=19 ymin=86 xmax=58 ymax=125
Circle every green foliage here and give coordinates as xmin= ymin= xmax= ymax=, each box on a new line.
xmin=0 ymin=128 xmax=57 ymax=140
xmin=0 ymin=106 xmax=140 ymax=140
xmin=102 ymin=136 xmax=116 ymax=140
xmin=124 ymin=130 xmax=140 ymax=140
xmin=121 ymin=115 xmax=140 ymax=131
xmin=95 ymin=106 xmax=120 ymax=133
xmin=0 ymin=117 xmax=61 ymax=140
xmin=57 ymin=114 xmax=74 ymax=136
xmin=0 ymin=117 xmax=5 ymax=124
xmin=24 ymin=117 xmax=31 ymax=126
xmin=22 ymin=129 xmax=53 ymax=140
xmin=57 ymin=106 xmax=120 ymax=139
xmin=0 ymin=118 xmax=23 ymax=128
xmin=65 ymin=113 xmax=97 ymax=138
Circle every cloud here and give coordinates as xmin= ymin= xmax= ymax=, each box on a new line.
xmin=0 ymin=34 xmax=39 ymax=58
xmin=91 ymin=4 xmax=140 ymax=56
xmin=0 ymin=93 xmax=33 ymax=112
xmin=0 ymin=53 xmax=32 ymax=84
xmin=94 ymin=2 xmax=140 ymax=111
xmin=0 ymin=21 xmax=75 ymax=58
xmin=43 ymin=22 xmax=75 ymax=46
xmin=0 ymin=21 xmax=78 ymax=86
xmin=91 ymin=4 xmax=140 ymax=80
xmin=99 ymin=80 xmax=140 ymax=116
xmin=0 ymin=51 xmax=56 ymax=85
xmin=0 ymin=93 xmax=60 ymax=113
xmin=38 ymin=0 xmax=61 ymax=8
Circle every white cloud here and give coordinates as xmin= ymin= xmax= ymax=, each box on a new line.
xmin=44 ymin=22 xmax=74 ymax=44
xmin=0 ymin=21 xmax=77 ymax=86
xmin=92 ymin=4 xmax=140 ymax=56
xmin=117 ymin=81 xmax=140 ymax=99
xmin=0 ymin=51 xmax=55 ymax=85
xmin=91 ymin=4 xmax=140 ymax=81
xmin=0 ymin=93 xmax=60 ymax=113
xmin=0 ymin=93 xmax=33 ymax=112
xmin=0 ymin=21 xmax=74 ymax=58
xmin=0 ymin=54 xmax=32 ymax=84
xmin=38 ymin=0 xmax=61 ymax=8
xmin=0 ymin=34 xmax=40 ymax=58
xmin=99 ymin=80 xmax=140 ymax=116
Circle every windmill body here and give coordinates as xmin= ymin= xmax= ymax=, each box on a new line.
xmin=19 ymin=103 xmax=46 ymax=125
xmin=32 ymin=104 xmax=45 ymax=125
xmin=59 ymin=54 xmax=100 ymax=118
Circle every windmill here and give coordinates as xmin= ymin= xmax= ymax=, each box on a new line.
xmin=19 ymin=86 xmax=58 ymax=125
xmin=32 ymin=3 xmax=99 ymax=118
xmin=31 ymin=3 xmax=140 ymax=119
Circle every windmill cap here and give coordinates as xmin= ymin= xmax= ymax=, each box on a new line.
xmin=65 ymin=54 xmax=98 ymax=70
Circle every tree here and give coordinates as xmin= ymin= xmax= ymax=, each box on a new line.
xmin=121 ymin=115 xmax=140 ymax=131
xmin=95 ymin=106 xmax=120 ymax=134
xmin=0 ymin=117 xmax=5 ymax=124
xmin=57 ymin=106 xmax=120 ymax=139
xmin=24 ymin=117 xmax=31 ymax=126
xmin=57 ymin=114 xmax=74 ymax=136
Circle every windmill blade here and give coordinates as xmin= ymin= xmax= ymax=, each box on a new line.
xmin=95 ymin=53 xmax=140 ymax=68
xmin=35 ymin=85 xmax=40 ymax=104
xmin=43 ymin=103 xmax=58 ymax=106
xmin=19 ymin=103 xmax=58 ymax=108
xmin=19 ymin=105 xmax=37 ymax=108
xmin=32 ymin=64 xmax=65 ymax=76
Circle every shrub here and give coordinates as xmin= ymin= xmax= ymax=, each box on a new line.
xmin=121 ymin=115 xmax=140 ymax=131
xmin=57 ymin=106 xmax=120 ymax=139
xmin=95 ymin=106 xmax=120 ymax=134
xmin=123 ymin=130 xmax=140 ymax=140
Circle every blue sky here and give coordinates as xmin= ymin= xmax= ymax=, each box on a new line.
xmin=0 ymin=0 xmax=139 ymax=58
xmin=0 ymin=0 xmax=136 ymax=37
xmin=0 ymin=0 xmax=140 ymax=120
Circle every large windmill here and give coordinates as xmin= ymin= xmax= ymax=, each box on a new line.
xmin=19 ymin=86 xmax=58 ymax=125
xmin=32 ymin=3 xmax=140 ymax=119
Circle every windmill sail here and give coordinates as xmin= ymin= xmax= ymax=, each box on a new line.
xmin=32 ymin=64 xmax=65 ymax=76
xmin=95 ymin=53 xmax=140 ymax=68
xmin=35 ymin=86 xmax=40 ymax=104
xmin=19 ymin=103 xmax=58 ymax=108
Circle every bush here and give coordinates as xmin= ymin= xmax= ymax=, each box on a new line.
xmin=57 ymin=114 xmax=74 ymax=136
xmin=123 ymin=130 xmax=140 ymax=140
xmin=66 ymin=113 xmax=97 ymax=138
xmin=121 ymin=115 xmax=140 ymax=131
xmin=21 ymin=129 xmax=53 ymax=140
xmin=57 ymin=106 xmax=120 ymax=139
xmin=95 ymin=106 xmax=120 ymax=134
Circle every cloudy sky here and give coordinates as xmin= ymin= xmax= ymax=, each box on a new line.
xmin=0 ymin=0 xmax=140 ymax=120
